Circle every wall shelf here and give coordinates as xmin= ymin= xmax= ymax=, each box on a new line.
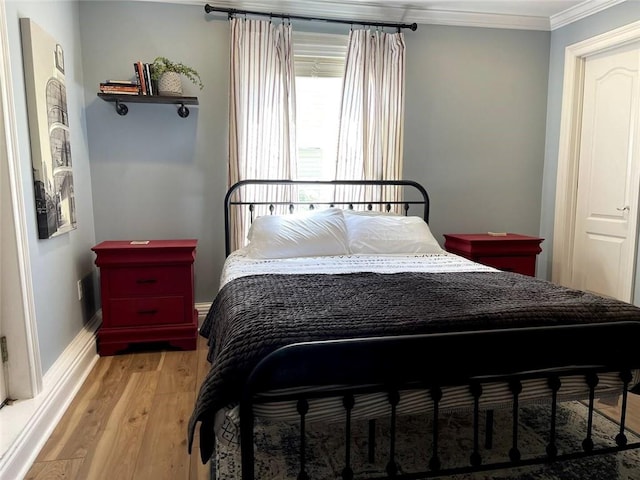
xmin=97 ymin=93 xmax=199 ymax=118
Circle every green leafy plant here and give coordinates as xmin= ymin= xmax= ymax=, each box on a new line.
xmin=150 ymin=56 xmax=203 ymax=90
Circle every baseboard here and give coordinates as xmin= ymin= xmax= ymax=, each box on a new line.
xmin=196 ymin=302 xmax=212 ymax=328
xmin=0 ymin=313 xmax=101 ymax=480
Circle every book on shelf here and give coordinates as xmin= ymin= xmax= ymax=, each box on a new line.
xmin=99 ymin=85 xmax=140 ymax=95
xmin=134 ymin=61 xmax=147 ymax=95
xmin=104 ymin=79 xmax=137 ymax=85
xmin=99 ymin=89 xmax=140 ymax=96
xmin=144 ymin=63 xmax=154 ymax=96
xmin=99 ymin=82 xmax=139 ymax=90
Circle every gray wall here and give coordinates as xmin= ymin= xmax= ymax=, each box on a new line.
xmin=404 ymin=25 xmax=550 ymax=247
xmin=81 ymin=2 xmax=551 ymax=300
xmin=5 ymin=0 xmax=97 ymax=373
xmin=538 ymin=1 xmax=640 ymax=300
xmin=80 ymin=1 xmax=229 ymax=301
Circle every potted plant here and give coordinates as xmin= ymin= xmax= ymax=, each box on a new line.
xmin=150 ymin=56 xmax=203 ymax=96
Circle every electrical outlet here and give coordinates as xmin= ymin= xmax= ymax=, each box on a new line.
xmin=77 ymin=280 xmax=83 ymax=301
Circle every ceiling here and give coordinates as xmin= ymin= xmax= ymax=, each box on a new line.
xmin=193 ymin=0 xmax=627 ymax=31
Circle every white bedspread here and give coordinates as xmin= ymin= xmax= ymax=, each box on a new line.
xmin=220 ymin=249 xmax=496 ymax=289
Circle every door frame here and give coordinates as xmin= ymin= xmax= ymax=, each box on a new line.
xmin=0 ymin=0 xmax=41 ymax=399
xmin=0 ymin=69 xmax=4 ymax=405
xmin=552 ymin=20 xmax=640 ymax=289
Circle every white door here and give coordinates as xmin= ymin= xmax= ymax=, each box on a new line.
xmin=571 ymin=42 xmax=640 ymax=301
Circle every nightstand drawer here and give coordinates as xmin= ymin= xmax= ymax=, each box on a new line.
xmin=109 ymin=296 xmax=185 ymax=327
xmin=475 ymin=255 xmax=536 ymax=275
xmin=108 ymin=266 xmax=189 ymax=297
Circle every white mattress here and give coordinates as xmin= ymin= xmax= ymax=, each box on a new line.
xmin=212 ymin=251 xmax=639 ymax=450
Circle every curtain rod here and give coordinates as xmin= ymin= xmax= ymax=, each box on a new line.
xmin=204 ymin=4 xmax=418 ymax=31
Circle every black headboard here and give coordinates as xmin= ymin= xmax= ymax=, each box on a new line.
xmin=224 ymin=179 xmax=430 ymax=256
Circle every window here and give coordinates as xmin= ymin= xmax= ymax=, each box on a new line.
xmin=293 ymin=32 xmax=348 ymax=203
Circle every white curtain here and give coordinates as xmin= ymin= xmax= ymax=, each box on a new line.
xmin=334 ymin=29 xmax=406 ymax=211
xmin=228 ymin=18 xmax=297 ymax=251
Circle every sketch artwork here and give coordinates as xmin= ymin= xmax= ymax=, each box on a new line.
xmin=21 ymin=18 xmax=77 ymax=239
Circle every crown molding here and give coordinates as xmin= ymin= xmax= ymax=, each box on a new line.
xmin=151 ymin=0 xmax=622 ymax=32
xmin=550 ymin=0 xmax=627 ymax=30
xmin=197 ymin=0 xmax=552 ymax=30
xmin=408 ymin=9 xmax=550 ymax=31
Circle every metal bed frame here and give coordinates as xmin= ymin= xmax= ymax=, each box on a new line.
xmin=221 ymin=179 xmax=640 ymax=480
xmin=223 ymin=179 xmax=429 ymax=256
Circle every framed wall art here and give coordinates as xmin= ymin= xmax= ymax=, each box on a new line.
xmin=20 ymin=18 xmax=76 ymax=239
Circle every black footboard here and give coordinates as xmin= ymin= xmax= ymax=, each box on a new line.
xmin=239 ymin=322 xmax=640 ymax=479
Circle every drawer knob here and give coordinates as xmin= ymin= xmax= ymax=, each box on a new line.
xmin=136 ymin=278 xmax=157 ymax=284
xmin=138 ymin=309 xmax=158 ymax=315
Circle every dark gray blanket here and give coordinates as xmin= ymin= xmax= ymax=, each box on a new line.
xmin=188 ymin=271 xmax=640 ymax=462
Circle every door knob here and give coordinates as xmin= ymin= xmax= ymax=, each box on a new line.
xmin=616 ymin=206 xmax=630 ymax=211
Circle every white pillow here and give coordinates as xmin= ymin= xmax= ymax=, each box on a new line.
xmin=246 ymin=208 xmax=349 ymax=259
xmin=343 ymin=210 xmax=444 ymax=254
xmin=341 ymin=208 xmax=399 ymax=216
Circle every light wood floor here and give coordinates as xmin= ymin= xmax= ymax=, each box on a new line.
xmin=25 ymin=336 xmax=211 ymax=480
xmin=24 ymin=335 xmax=640 ymax=480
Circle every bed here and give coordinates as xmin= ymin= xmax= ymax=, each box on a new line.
xmin=188 ymin=179 xmax=640 ymax=479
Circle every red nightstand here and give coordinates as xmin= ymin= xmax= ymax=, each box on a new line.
xmin=443 ymin=233 xmax=543 ymax=277
xmin=92 ymin=239 xmax=198 ymax=356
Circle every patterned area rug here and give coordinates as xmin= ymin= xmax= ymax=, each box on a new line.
xmin=213 ymin=401 xmax=640 ymax=479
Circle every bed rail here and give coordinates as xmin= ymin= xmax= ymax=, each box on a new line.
xmin=224 ymin=179 xmax=430 ymax=256
xmin=239 ymin=321 xmax=640 ymax=479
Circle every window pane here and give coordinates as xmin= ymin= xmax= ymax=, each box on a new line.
xmin=295 ymin=76 xmax=343 ymax=203
xmin=296 ymin=76 xmax=342 ymax=180
xmin=294 ymin=32 xmax=347 ymax=204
